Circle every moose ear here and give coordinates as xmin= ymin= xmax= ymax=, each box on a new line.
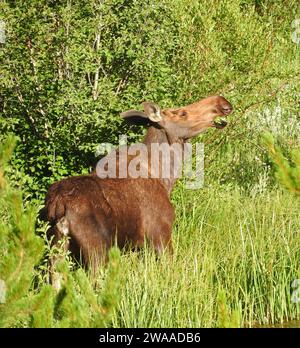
xmin=120 ymin=109 xmax=150 ymax=125
xmin=142 ymin=102 xmax=163 ymax=122
xmin=120 ymin=102 xmax=163 ymax=124
xmin=120 ymin=109 xmax=148 ymax=119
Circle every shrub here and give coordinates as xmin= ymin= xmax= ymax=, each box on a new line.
xmin=0 ymin=135 xmax=121 ymax=328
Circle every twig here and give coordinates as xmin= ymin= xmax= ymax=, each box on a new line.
xmin=92 ymin=33 xmax=100 ymax=101
xmin=115 ymin=66 xmax=134 ymax=95
xmin=26 ymin=38 xmax=49 ymax=138
xmin=203 ymin=78 xmax=297 ymax=166
xmin=12 ymin=76 xmax=38 ymax=135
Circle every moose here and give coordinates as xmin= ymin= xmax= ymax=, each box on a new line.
xmin=44 ymin=95 xmax=232 ymax=279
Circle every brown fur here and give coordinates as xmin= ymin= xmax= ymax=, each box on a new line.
xmin=44 ymin=96 xmax=233 ymax=271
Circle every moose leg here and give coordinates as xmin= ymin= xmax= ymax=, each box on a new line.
xmin=80 ymin=243 xmax=108 ymax=278
xmin=148 ymin=223 xmax=173 ymax=256
xmin=67 ymin=214 xmax=110 ymax=278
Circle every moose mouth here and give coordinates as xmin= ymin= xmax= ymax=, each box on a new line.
xmin=213 ymin=117 xmax=228 ymax=129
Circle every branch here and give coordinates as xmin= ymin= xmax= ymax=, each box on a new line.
xmin=92 ymin=33 xmax=100 ymax=101
xmin=11 ymin=76 xmax=38 ymax=135
xmin=25 ymin=38 xmax=49 ymax=138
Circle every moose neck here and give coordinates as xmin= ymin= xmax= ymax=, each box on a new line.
xmin=143 ymin=125 xmax=184 ymax=146
xmin=143 ymin=126 xmax=169 ymax=145
xmin=142 ymin=126 xmax=185 ymax=195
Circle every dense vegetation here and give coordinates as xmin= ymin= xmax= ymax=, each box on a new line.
xmin=0 ymin=0 xmax=299 ymax=327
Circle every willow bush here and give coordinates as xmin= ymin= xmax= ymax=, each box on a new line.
xmin=0 ymin=0 xmax=299 ymax=199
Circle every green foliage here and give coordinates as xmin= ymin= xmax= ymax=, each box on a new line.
xmin=0 ymin=0 xmax=299 ymax=199
xmin=0 ymin=135 xmax=45 ymax=327
xmin=262 ymin=133 xmax=300 ymax=195
xmin=110 ymin=187 xmax=300 ymax=327
xmin=0 ymin=0 xmax=299 ymax=328
xmin=0 ymin=0 xmax=181 ymax=199
xmin=52 ymin=248 xmax=121 ymax=328
xmin=0 ymin=134 xmax=17 ymax=188
xmin=217 ymin=290 xmax=241 ymax=328
xmin=0 ymin=135 xmax=121 ymax=327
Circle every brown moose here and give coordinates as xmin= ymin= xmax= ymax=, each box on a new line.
xmin=44 ymin=96 xmax=232 ymax=279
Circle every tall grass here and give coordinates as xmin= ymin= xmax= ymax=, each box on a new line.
xmin=110 ymin=186 xmax=300 ymax=327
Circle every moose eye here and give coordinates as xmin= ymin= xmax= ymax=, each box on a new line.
xmin=179 ymin=111 xmax=187 ymax=117
xmin=172 ymin=110 xmax=187 ymax=118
